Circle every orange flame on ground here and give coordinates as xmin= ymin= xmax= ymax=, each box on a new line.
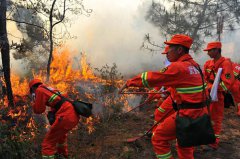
xmin=7 ymin=47 xmax=133 ymax=137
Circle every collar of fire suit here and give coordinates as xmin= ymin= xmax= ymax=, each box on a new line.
xmin=210 ymin=56 xmax=225 ymax=69
xmin=176 ymin=54 xmax=193 ymax=62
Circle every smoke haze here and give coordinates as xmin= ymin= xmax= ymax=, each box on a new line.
xmin=68 ymin=0 xmax=240 ymax=76
xmin=8 ymin=0 xmax=240 ymax=76
xmin=68 ymin=0 xmax=166 ymax=76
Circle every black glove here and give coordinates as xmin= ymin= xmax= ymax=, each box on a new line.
xmin=47 ymin=111 xmax=56 ymax=125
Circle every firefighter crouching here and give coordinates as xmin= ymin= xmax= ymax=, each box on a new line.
xmin=119 ymin=34 xmax=214 ymax=159
xmin=203 ymin=42 xmax=235 ymax=149
xmin=29 ymin=79 xmax=80 ymax=159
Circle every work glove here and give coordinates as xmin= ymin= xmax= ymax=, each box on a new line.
xmin=31 ymin=93 xmax=36 ymax=101
xmin=47 ymin=111 xmax=56 ymax=125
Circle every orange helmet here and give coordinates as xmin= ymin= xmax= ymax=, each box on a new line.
xmin=164 ymin=34 xmax=193 ymax=49
xmin=29 ymin=79 xmax=42 ymax=89
xmin=203 ymin=41 xmax=222 ymax=51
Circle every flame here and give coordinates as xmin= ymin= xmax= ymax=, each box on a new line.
xmin=80 ymin=53 xmax=96 ymax=80
xmin=2 ymin=46 xmax=134 ymax=141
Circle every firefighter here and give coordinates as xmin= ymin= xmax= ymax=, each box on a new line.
xmin=230 ymin=62 xmax=240 ymax=116
xmin=203 ymin=42 xmax=235 ymax=149
xmin=119 ymin=34 xmax=208 ymax=159
xmin=151 ymin=46 xmax=175 ymax=131
xmin=153 ymin=88 xmax=175 ymax=124
xmin=29 ymin=79 xmax=79 ymax=159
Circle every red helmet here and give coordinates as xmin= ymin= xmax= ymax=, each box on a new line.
xmin=29 ymin=79 xmax=42 ymax=89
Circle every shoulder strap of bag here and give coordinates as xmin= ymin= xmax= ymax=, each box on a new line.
xmin=41 ymin=85 xmax=73 ymax=103
xmin=188 ymin=62 xmax=211 ymax=114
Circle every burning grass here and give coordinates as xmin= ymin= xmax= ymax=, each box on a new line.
xmin=0 ymin=47 xmax=142 ymax=158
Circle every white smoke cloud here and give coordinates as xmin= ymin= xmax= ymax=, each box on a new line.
xmin=67 ymin=0 xmax=167 ymax=76
xmin=8 ymin=0 xmax=239 ymax=76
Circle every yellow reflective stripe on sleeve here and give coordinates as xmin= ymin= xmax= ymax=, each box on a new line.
xmin=233 ymin=71 xmax=238 ymax=77
xmin=156 ymin=151 xmax=172 ymax=159
xmin=206 ymin=69 xmax=211 ymax=73
xmin=48 ymin=94 xmax=58 ymax=103
xmin=176 ymin=83 xmax=207 ymax=94
xmin=233 ymin=71 xmax=238 ymax=76
xmin=42 ymin=155 xmax=55 ymax=159
xmin=215 ymin=134 xmax=220 ymax=139
xmin=158 ymin=107 xmax=165 ymax=113
xmin=219 ymin=81 xmax=228 ymax=91
xmin=141 ymin=72 xmax=150 ymax=88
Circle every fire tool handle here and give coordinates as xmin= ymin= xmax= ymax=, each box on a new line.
xmin=144 ymin=109 xmax=175 ymax=135
xmin=125 ymin=96 xmax=155 ymax=113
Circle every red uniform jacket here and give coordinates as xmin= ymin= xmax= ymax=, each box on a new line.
xmin=33 ymin=84 xmax=71 ymax=114
xmin=230 ymin=63 xmax=240 ymax=103
xmin=204 ymin=57 xmax=234 ymax=92
xmin=126 ymin=54 xmax=208 ymax=117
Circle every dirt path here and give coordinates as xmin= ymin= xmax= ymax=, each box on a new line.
xmin=69 ymin=106 xmax=240 ymax=159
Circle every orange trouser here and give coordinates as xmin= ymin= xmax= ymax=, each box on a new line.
xmin=209 ymin=92 xmax=224 ymax=147
xmin=152 ymin=112 xmax=194 ymax=159
xmin=42 ymin=104 xmax=79 ymax=157
xmin=153 ymin=96 xmax=174 ymax=132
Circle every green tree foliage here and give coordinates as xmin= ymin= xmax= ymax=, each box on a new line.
xmin=7 ymin=0 xmax=92 ymax=77
xmin=144 ymin=0 xmax=240 ymax=52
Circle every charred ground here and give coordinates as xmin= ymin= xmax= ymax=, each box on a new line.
xmin=68 ymin=104 xmax=240 ymax=159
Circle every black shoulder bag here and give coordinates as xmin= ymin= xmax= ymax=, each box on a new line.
xmin=175 ymin=64 xmax=216 ymax=147
xmin=42 ymin=86 xmax=92 ymax=118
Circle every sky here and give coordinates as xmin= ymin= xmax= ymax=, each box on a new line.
xmin=9 ymin=0 xmax=240 ymax=76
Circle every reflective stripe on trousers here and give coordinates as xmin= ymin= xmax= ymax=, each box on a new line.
xmin=42 ymin=155 xmax=55 ymax=159
xmin=156 ymin=151 xmax=172 ymax=159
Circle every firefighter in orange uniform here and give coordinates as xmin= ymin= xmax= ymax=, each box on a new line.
xmin=29 ymin=79 xmax=79 ymax=159
xmin=153 ymin=88 xmax=175 ymax=125
xmin=203 ymin=42 xmax=235 ymax=149
xmin=230 ymin=62 xmax=240 ymax=115
xmin=151 ymin=46 xmax=175 ymax=130
xmin=119 ymin=34 xmax=208 ymax=159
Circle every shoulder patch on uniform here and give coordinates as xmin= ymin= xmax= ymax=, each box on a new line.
xmin=225 ymin=73 xmax=231 ymax=79
xmin=160 ymin=67 xmax=168 ymax=73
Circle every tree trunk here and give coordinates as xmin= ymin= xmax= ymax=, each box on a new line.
xmin=191 ymin=0 xmax=209 ymax=40
xmin=0 ymin=0 xmax=14 ymax=107
xmin=46 ymin=0 xmax=57 ymax=82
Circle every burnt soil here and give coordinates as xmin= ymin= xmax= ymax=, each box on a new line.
xmin=68 ymin=105 xmax=240 ymax=159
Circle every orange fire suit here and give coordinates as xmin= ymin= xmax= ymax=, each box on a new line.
xmin=204 ymin=57 xmax=234 ymax=148
xmin=32 ymin=84 xmax=79 ymax=158
xmin=230 ymin=63 xmax=240 ymax=115
xmin=151 ymin=88 xmax=175 ymax=133
xmin=126 ymin=54 xmax=208 ymax=159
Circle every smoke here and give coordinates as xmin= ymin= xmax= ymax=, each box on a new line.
xmin=68 ymin=0 xmax=240 ymax=77
xmin=67 ymin=0 xmax=166 ymax=76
